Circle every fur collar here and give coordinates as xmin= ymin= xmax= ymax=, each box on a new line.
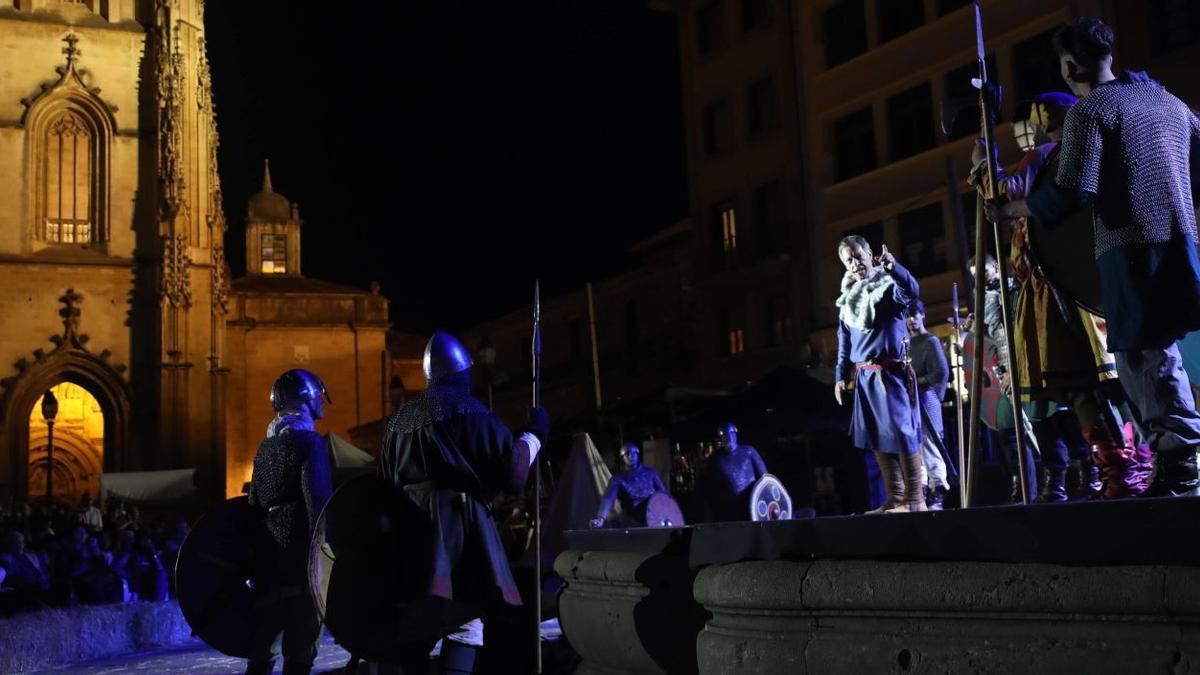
xmin=836 ymin=268 xmax=895 ymax=331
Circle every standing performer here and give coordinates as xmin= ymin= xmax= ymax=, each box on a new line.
xmin=834 ymin=236 xmax=926 ymax=513
xmin=973 ymin=92 xmax=1131 ymax=500
xmin=905 ymin=301 xmax=951 ymax=509
xmin=701 ymin=423 xmax=768 ymax=521
xmin=244 ymin=369 xmax=333 ymax=675
xmin=591 ymin=443 xmax=668 ymax=528
xmin=968 ymin=254 xmax=1043 ymax=501
xmin=998 ymin=17 xmax=1200 ymax=497
xmin=377 ymin=331 xmax=550 ymax=674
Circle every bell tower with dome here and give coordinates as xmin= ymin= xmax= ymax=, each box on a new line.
xmin=245 ymin=160 xmax=301 ymax=276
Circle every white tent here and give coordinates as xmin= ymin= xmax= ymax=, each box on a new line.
xmin=325 ymin=432 xmax=376 ymax=482
xmin=99 ymin=469 xmax=197 ymax=506
xmin=534 ymin=432 xmax=615 ymax=567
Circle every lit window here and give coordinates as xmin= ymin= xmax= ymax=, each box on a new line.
xmin=722 ymin=207 xmax=738 ymax=252
xmin=45 ymin=111 xmax=92 ymax=244
xmin=721 ymin=307 xmax=746 ymax=356
xmin=261 ymin=234 xmax=287 ymax=274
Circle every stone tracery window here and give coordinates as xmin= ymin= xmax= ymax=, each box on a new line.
xmin=44 ymin=111 xmax=93 ymax=244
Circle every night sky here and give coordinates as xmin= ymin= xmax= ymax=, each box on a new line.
xmin=204 ymin=1 xmax=688 ymax=333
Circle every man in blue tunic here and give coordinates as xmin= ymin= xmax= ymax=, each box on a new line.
xmin=835 ymin=236 xmax=926 ymax=512
xmin=998 ymin=17 xmax=1200 ymax=497
xmin=701 ymin=423 xmax=768 ymax=521
xmin=590 ymin=443 xmax=668 ymax=528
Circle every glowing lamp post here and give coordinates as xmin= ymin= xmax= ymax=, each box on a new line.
xmin=41 ymin=389 xmax=59 ymax=502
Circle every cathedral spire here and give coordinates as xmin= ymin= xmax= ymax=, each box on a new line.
xmin=262 ymin=159 xmax=274 ymax=193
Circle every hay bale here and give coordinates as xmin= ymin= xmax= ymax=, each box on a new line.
xmin=0 ymin=601 xmax=193 ymax=672
xmin=131 ymin=601 xmax=192 ymax=648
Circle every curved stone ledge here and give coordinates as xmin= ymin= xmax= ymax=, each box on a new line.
xmin=555 ymin=549 xmax=708 ymax=675
xmin=695 ymin=560 xmax=1200 ymax=675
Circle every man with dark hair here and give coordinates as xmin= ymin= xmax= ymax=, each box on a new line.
xmin=998 ymin=16 xmax=1200 ymax=497
xmin=905 ymin=301 xmax=950 ymax=509
xmin=835 ymin=236 xmax=926 ymax=512
xmin=976 ymin=90 xmax=1133 ymax=500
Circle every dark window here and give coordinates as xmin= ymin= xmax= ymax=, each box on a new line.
xmin=822 ymin=0 xmax=867 ymax=68
xmin=943 ymin=56 xmax=995 ymax=140
xmin=741 ymin=0 xmax=771 ymax=32
xmin=833 ymin=107 xmax=876 ymax=181
xmin=1011 ymin=28 xmax=1064 ymax=106
xmin=765 ymin=295 xmax=792 ymax=347
xmin=886 ymin=83 xmax=935 ymax=161
xmin=747 ymin=76 xmax=778 ymax=136
xmin=1151 ymin=0 xmax=1200 ymax=55
xmin=878 ymin=0 xmax=924 ymax=44
xmin=720 ymin=307 xmax=746 ymax=356
xmin=712 ymin=200 xmax=739 ymax=270
xmin=752 ymin=180 xmax=787 ymax=257
xmin=568 ymin=319 xmax=582 ymax=363
xmin=843 ymin=221 xmax=883 ymax=252
xmin=898 ymin=203 xmax=948 ymax=277
xmin=697 ymin=2 xmax=726 ymax=57
xmin=936 ymin=0 xmax=971 ymax=17
xmin=704 ymin=99 xmax=733 ymax=156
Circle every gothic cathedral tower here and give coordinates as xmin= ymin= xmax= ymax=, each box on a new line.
xmin=0 ymin=0 xmax=230 ymax=502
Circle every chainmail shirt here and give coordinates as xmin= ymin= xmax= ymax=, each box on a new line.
xmin=1056 ymin=71 xmax=1200 ymax=258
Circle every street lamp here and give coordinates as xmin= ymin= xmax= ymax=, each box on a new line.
xmin=41 ymin=389 xmax=59 ymax=503
xmin=478 ymin=336 xmax=497 ymax=410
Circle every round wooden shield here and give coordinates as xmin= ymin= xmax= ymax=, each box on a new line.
xmin=310 ymin=474 xmax=475 ymax=663
xmin=175 ymin=496 xmax=263 ymax=658
xmin=1027 ymin=147 xmax=1104 ymax=316
xmin=643 ymin=492 xmax=685 ymax=527
xmin=749 ymin=473 xmax=792 ymax=522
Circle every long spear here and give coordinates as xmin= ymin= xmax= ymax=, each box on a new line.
xmin=531 ymin=280 xmax=543 ymax=674
xmin=966 ymin=0 xmax=1030 ymax=505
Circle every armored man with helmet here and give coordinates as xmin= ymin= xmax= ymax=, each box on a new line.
xmin=244 ymin=369 xmax=334 ymax=675
xmin=377 ymin=331 xmax=550 ymax=674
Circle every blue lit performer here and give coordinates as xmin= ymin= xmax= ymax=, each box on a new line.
xmin=834 ymin=236 xmax=927 ymax=513
xmin=701 ymin=423 xmax=767 ymax=521
xmin=591 ymin=443 xmax=668 ymax=528
xmin=377 ymin=331 xmax=550 ymax=674
xmin=244 ymin=369 xmax=334 ymax=675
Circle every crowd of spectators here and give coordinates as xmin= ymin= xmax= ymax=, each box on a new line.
xmin=0 ymin=494 xmax=190 ymax=616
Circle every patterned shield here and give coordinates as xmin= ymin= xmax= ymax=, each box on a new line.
xmin=643 ymin=492 xmax=685 ymax=527
xmin=749 ymin=473 xmax=792 ymax=522
xmin=175 ymin=496 xmax=265 ymax=657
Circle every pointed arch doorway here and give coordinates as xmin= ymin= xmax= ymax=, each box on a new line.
xmin=28 ymin=382 xmax=105 ymax=505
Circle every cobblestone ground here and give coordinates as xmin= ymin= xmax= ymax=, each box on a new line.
xmin=33 ymin=632 xmax=352 ymax=674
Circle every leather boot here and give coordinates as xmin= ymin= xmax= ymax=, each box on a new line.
xmin=866 ymin=451 xmax=904 ymax=514
xmin=926 ymin=485 xmax=947 ymax=510
xmin=1067 ymin=458 xmax=1101 ymax=500
xmin=1142 ymin=446 xmax=1200 ymax=497
xmin=888 ymin=451 xmax=928 ymax=513
xmin=1086 ymin=422 xmax=1152 ymax=499
xmin=1037 ymin=466 xmax=1068 ymax=502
